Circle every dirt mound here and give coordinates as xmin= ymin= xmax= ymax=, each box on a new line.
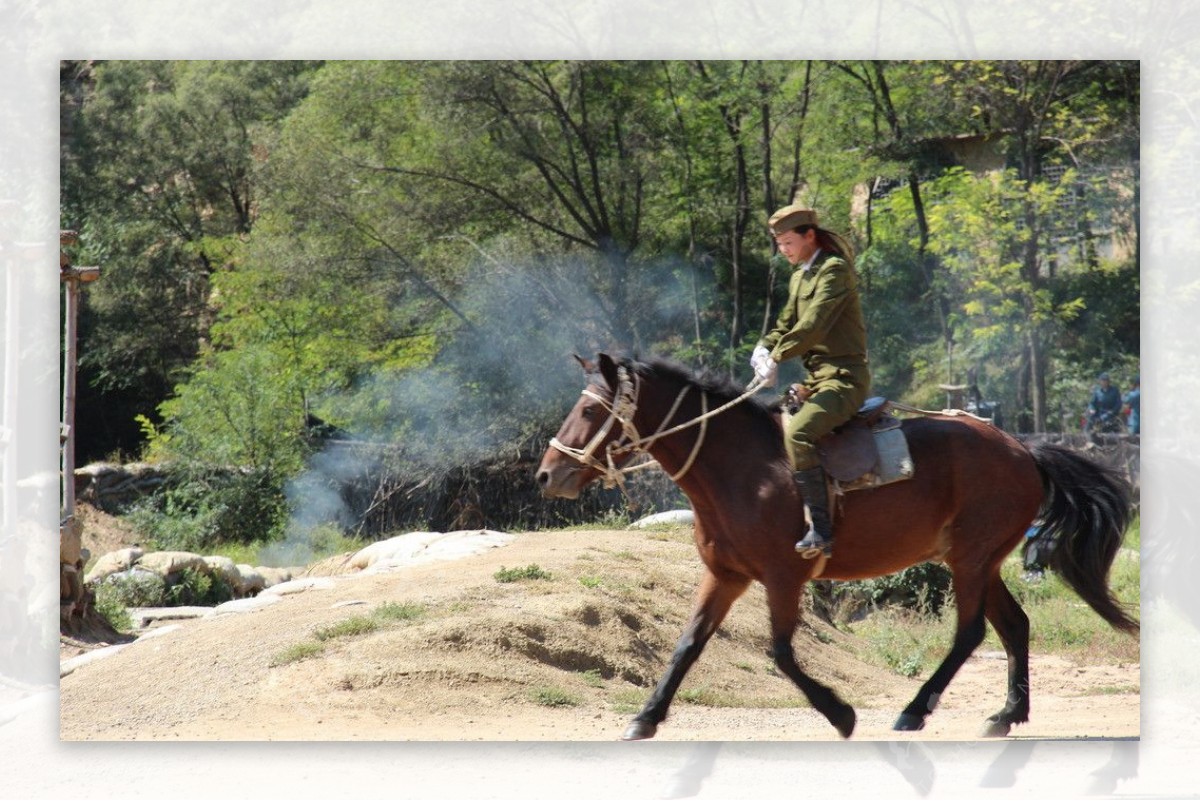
xmin=74 ymin=502 xmax=143 ymax=564
xmin=58 ymin=527 xmax=1138 ymax=741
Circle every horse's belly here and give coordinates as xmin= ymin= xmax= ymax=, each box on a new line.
xmin=822 ymin=488 xmax=953 ymax=578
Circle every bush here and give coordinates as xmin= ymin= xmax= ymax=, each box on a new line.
xmin=92 ymin=585 xmax=134 ymax=632
xmin=817 ymin=562 xmax=954 ymax=622
xmin=96 ymin=569 xmax=167 ymax=608
xmin=127 ymin=463 xmax=290 ymax=552
xmin=858 ymin=563 xmax=954 ymax=616
xmin=166 ymin=567 xmax=235 ymax=606
xmin=94 ymin=565 xmax=236 ymax=612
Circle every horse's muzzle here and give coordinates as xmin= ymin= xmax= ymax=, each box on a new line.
xmin=535 ymin=464 xmax=582 ymax=499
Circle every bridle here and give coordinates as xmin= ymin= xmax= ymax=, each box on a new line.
xmin=548 ymin=364 xmax=766 ymax=488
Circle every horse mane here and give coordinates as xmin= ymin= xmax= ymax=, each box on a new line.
xmin=624 ymin=355 xmax=785 ymax=446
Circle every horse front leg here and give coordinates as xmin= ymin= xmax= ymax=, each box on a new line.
xmin=623 ymin=570 xmax=750 ymax=741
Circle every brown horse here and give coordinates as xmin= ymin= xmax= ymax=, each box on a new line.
xmin=536 ymin=353 xmax=1137 ymax=740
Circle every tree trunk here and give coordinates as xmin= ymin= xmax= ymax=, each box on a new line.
xmin=866 ymin=62 xmax=955 ymax=379
xmin=1016 ymin=343 xmax=1032 ymax=433
xmin=1020 ymin=190 xmax=1048 ymax=433
xmin=758 ymin=81 xmax=778 ymax=343
xmin=725 ymin=113 xmax=750 ymax=378
xmin=602 ymin=238 xmax=635 ymax=350
xmin=1028 ymin=325 xmax=1047 ymax=434
xmin=907 ymin=173 xmax=954 ymax=370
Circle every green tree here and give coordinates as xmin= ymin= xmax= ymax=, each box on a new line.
xmin=60 ymin=59 xmax=1140 ymax=543
xmin=384 ymin=61 xmax=679 ymax=350
xmin=61 ymin=60 xmax=319 ymax=459
xmin=921 ymin=168 xmax=1081 ymax=418
xmin=933 ymin=60 xmax=1138 ymax=430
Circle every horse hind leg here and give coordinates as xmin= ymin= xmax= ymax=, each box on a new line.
xmin=893 ymin=571 xmax=988 ymax=732
xmin=979 ymin=575 xmax=1031 ymax=737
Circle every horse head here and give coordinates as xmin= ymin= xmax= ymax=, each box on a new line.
xmin=536 ymin=353 xmax=640 ymax=498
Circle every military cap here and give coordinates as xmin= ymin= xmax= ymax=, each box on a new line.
xmin=768 ymin=204 xmax=820 ymax=235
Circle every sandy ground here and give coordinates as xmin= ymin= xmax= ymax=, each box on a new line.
xmin=59 ymin=520 xmax=1138 ymax=743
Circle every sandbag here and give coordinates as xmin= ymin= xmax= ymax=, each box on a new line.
xmin=137 ymin=551 xmax=208 ymax=578
xmin=84 ymin=546 xmax=145 ymax=585
xmin=257 ymin=566 xmax=293 ymax=588
xmin=202 ymin=555 xmax=243 ymax=594
xmin=236 ymin=564 xmax=266 ymax=595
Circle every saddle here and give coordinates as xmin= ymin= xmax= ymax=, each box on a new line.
xmin=782 ymin=386 xmax=915 ymax=492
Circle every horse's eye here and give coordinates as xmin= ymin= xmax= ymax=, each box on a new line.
xmin=581 ymin=406 xmax=596 ymax=420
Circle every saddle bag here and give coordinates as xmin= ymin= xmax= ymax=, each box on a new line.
xmin=784 ymin=390 xmax=915 ymax=494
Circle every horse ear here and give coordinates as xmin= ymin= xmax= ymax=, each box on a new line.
xmin=597 ymin=352 xmax=620 ymax=389
xmin=573 ymin=353 xmax=596 ymax=373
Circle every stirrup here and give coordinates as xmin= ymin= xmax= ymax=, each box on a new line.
xmin=795 ymin=529 xmax=833 ymax=559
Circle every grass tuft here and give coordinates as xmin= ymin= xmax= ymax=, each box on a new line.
xmin=315 ymin=616 xmax=380 ymax=641
xmin=373 ymin=602 xmax=426 ymax=622
xmin=528 ymin=686 xmax=582 ymax=707
xmin=270 ymin=641 xmax=326 ymax=666
xmin=313 ymin=602 xmax=428 ymax=642
xmin=580 ymin=669 xmax=605 ymax=688
xmin=676 ymin=686 xmax=809 ymax=709
xmin=494 ymin=564 xmax=553 ymax=583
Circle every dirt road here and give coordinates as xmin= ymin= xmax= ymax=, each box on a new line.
xmin=59 ymin=527 xmax=1138 ymax=742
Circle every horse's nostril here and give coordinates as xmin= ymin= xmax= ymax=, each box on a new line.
xmin=536 ymin=469 xmax=550 ymax=487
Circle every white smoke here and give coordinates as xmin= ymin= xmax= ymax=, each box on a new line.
xmin=263 ymin=253 xmax=714 ymax=564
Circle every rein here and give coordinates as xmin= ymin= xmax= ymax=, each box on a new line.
xmin=549 ymin=365 xmax=767 ymax=488
xmin=887 ymin=401 xmax=992 ymax=423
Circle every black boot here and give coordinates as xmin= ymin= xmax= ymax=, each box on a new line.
xmin=794 ymin=466 xmax=833 ymax=559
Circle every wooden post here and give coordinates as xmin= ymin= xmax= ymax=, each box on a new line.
xmin=60 ymin=230 xmax=80 ymax=521
xmin=58 ymin=231 xmax=99 ymax=620
xmin=58 ymin=232 xmax=100 ymax=519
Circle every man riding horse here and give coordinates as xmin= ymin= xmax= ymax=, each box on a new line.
xmin=751 ymin=204 xmax=870 ymax=559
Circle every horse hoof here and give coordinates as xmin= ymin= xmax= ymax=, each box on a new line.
xmin=833 ymin=706 xmax=856 ymax=739
xmin=981 ymin=718 xmax=1012 ymax=738
xmin=892 ymin=713 xmax=926 ymax=731
xmin=621 ymin=720 xmax=658 ymax=741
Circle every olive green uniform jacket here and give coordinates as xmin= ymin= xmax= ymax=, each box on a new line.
xmin=760 ymin=250 xmax=871 ymax=469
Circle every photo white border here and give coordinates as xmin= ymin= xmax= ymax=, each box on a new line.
xmin=3 ymin=2 xmax=1194 ymax=798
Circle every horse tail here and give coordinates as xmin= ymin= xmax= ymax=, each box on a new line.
xmin=1027 ymin=440 xmax=1139 ymax=634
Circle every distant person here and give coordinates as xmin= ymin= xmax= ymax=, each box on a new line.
xmin=1086 ymin=372 xmax=1122 ymax=432
xmin=1123 ymin=375 xmax=1140 ymax=435
xmin=1021 ymin=519 xmax=1052 ymax=583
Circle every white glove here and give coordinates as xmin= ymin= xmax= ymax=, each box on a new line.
xmin=755 ymin=356 xmax=778 ymax=386
xmin=750 ymin=345 xmax=770 ymax=373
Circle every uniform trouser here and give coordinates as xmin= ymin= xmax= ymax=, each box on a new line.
xmin=784 ymin=363 xmax=870 ymax=470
